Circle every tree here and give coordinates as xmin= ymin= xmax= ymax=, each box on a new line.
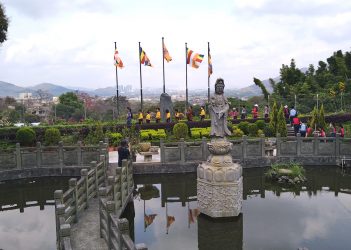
xmin=269 ymin=101 xmax=278 ymax=135
xmin=253 ymin=77 xmax=269 ymax=101
xmin=277 ymin=105 xmax=287 ymax=137
xmin=56 ymin=92 xmax=84 ymax=121
xmin=318 ymin=104 xmax=326 ymax=130
xmin=0 ymin=2 xmax=8 ymax=44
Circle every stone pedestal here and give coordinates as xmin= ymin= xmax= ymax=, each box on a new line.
xmin=197 ymin=138 xmax=242 ymax=217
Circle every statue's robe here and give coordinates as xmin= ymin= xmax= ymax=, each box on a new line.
xmin=209 ymin=94 xmax=231 ymax=137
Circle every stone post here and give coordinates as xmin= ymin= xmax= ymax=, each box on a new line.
xmin=201 ymin=137 xmax=208 ymax=161
xmin=117 ymin=218 xmax=130 ymax=250
xmin=296 ymin=133 xmax=301 ymax=157
xmin=100 ymin=154 xmax=107 ymax=181
xmin=335 ymin=134 xmax=340 ymax=157
xmin=313 ymin=133 xmax=318 ymax=156
xmin=99 ymin=187 xmax=107 ymax=238
xmin=69 ymin=178 xmax=78 ymax=223
xmin=160 ymin=138 xmax=165 ymax=163
xmin=106 ymin=201 xmax=115 ymax=249
xmin=16 ymin=143 xmax=22 ymax=170
xmin=77 ymin=141 xmax=82 ymax=166
xmin=59 ymin=224 xmax=71 ymax=249
xmin=91 ymin=161 xmax=98 ymax=197
xmin=115 ymin=168 xmax=122 ymax=210
xmin=107 ymin=176 xmax=115 ymax=198
xmin=99 ymin=141 xmax=104 ymax=159
xmin=54 ymin=190 xmax=64 ymax=247
xmin=36 ymin=142 xmax=41 ymax=168
xmin=58 ymin=141 xmax=64 ymax=168
xmin=179 ymin=138 xmax=185 ymax=164
xmin=242 ymin=135 xmax=247 ymax=161
xmin=260 ymin=134 xmax=265 ymax=157
xmin=81 ymin=169 xmax=89 ymax=208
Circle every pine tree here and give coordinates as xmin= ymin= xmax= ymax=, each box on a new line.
xmin=318 ymin=104 xmax=326 ymax=129
xmin=309 ymin=106 xmax=318 ymax=130
xmin=269 ymin=101 xmax=278 ymax=134
xmin=277 ymin=105 xmax=287 ymax=137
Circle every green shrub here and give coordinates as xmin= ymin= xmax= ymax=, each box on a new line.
xmin=140 ymin=129 xmax=166 ymax=141
xmin=277 ymin=106 xmax=287 ymax=137
xmin=44 ymin=128 xmax=61 ymax=145
xmin=173 ymin=122 xmax=189 ymax=140
xmin=255 ymin=120 xmax=266 ymax=130
xmin=263 ymin=126 xmax=275 ymax=137
xmin=248 ymin=123 xmax=258 ymax=137
xmin=232 ymin=128 xmax=244 ymax=137
xmin=106 ymin=132 xmax=123 ymax=146
xmin=237 ymin=121 xmax=249 ymax=135
xmin=190 ymin=127 xmax=211 ymax=139
xmin=16 ymin=127 xmax=36 ymax=146
xmin=257 ymin=129 xmax=265 ymax=137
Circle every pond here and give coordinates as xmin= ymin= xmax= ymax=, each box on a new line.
xmin=132 ymin=167 xmax=351 ymax=250
xmin=0 ymin=177 xmax=70 ymax=250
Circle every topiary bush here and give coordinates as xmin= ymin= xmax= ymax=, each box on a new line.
xmin=44 ymin=128 xmax=61 ymax=145
xmin=237 ymin=121 xmax=249 ymax=135
xmin=255 ymin=120 xmax=266 ymax=130
xmin=263 ymin=126 xmax=275 ymax=137
xmin=16 ymin=127 xmax=36 ymax=146
xmin=257 ymin=129 xmax=265 ymax=137
xmin=173 ymin=122 xmax=189 ymax=140
xmin=232 ymin=128 xmax=244 ymax=137
xmin=248 ymin=123 xmax=258 ymax=137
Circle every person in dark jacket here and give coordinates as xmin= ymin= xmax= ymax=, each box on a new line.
xmin=118 ymin=139 xmax=130 ymax=167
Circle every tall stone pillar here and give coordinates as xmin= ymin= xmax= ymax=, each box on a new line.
xmin=197 ymin=138 xmax=243 ymax=217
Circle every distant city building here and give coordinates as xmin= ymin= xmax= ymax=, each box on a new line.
xmin=18 ymin=93 xmax=32 ymax=100
xmin=52 ymin=96 xmax=60 ymax=104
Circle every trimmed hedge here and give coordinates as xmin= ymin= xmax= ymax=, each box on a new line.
xmin=140 ymin=129 xmax=166 ymax=141
xmin=44 ymin=128 xmax=61 ymax=146
xmin=191 ymin=127 xmax=211 ymax=139
xmin=16 ymin=127 xmax=36 ymax=146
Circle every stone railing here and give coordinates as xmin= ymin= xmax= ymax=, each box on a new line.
xmin=99 ymin=159 xmax=147 ymax=250
xmin=54 ymin=154 xmax=108 ymax=250
xmin=0 ymin=141 xmax=108 ymax=171
xmin=160 ymin=135 xmax=351 ymax=166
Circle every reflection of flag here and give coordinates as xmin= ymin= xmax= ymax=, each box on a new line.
xmin=186 ymin=48 xmax=204 ymax=69
xmin=144 ymin=214 xmax=157 ymax=228
xmin=208 ymin=48 xmax=213 ymax=76
xmin=167 ymin=215 xmax=175 ymax=228
xmin=163 ymin=42 xmax=172 ymax=62
xmin=140 ymin=47 xmax=153 ymax=67
xmin=188 ymin=208 xmax=200 ymax=224
xmin=114 ymin=50 xmax=124 ymax=68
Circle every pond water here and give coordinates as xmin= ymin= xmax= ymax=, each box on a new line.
xmin=0 ymin=177 xmax=70 ymax=250
xmin=133 ymin=167 xmax=351 ymax=250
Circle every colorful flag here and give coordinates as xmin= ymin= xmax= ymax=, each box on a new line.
xmin=166 ymin=215 xmax=175 ymax=228
xmin=144 ymin=214 xmax=157 ymax=228
xmin=208 ymin=48 xmax=213 ymax=76
xmin=114 ymin=50 xmax=124 ymax=68
xmin=140 ymin=47 xmax=153 ymax=67
xmin=188 ymin=208 xmax=200 ymax=224
xmin=163 ymin=42 xmax=172 ymax=62
xmin=187 ymin=48 xmax=204 ymax=69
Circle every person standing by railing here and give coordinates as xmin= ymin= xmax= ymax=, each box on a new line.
xmin=241 ymin=105 xmax=247 ymax=119
xmin=118 ymin=139 xmax=130 ymax=167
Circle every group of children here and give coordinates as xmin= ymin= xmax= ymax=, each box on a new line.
xmin=228 ymin=104 xmax=270 ymax=120
xmin=130 ymin=106 xmax=207 ymax=124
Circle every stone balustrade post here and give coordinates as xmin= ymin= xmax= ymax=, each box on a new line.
xmin=115 ymin=168 xmax=122 ymax=210
xmin=77 ymin=141 xmax=82 ymax=166
xmin=36 ymin=142 xmax=42 ymax=168
xmin=100 ymin=155 xmax=107 ymax=180
xmin=242 ymin=135 xmax=247 ymax=160
xmin=107 ymin=176 xmax=115 ymax=198
xmin=59 ymin=141 xmax=64 ymax=168
xmin=260 ymin=134 xmax=265 ymax=157
xmin=98 ymin=187 xmax=107 ymax=238
xmin=59 ymin=224 xmax=71 ymax=249
xmin=201 ymin=137 xmax=208 ymax=161
xmin=160 ymin=138 xmax=165 ymax=163
xmin=117 ymin=218 xmax=130 ymax=250
xmin=16 ymin=143 xmax=22 ymax=170
xmin=99 ymin=141 xmax=104 ymax=158
xmin=276 ymin=133 xmax=281 ymax=157
xmin=313 ymin=133 xmax=319 ymax=156
xmin=179 ymin=138 xmax=185 ymax=164
xmin=106 ymin=201 xmax=115 ymax=249
xmin=69 ymin=178 xmax=78 ymax=223
xmin=91 ymin=161 xmax=98 ymax=196
xmin=81 ymin=169 xmax=89 ymax=208
xmin=335 ymin=134 xmax=340 ymax=158
xmin=54 ymin=190 xmax=64 ymax=247
xmin=103 ymin=142 xmax=109 ymax=163
xmin=296 ymin=133 xmax=301 ymax=156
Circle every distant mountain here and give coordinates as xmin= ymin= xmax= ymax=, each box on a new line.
xmin=90 ymin=86 xmax=116 ymax=97
xmin=0 ymin=81 xmax=29 ymax=97
xmin=30 ymin=83 xmax=75 ymax=96
xmin=236 ymin=77 xmax=278 ymax=98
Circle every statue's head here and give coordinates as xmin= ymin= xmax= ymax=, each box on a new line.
xmin=215 ymin=78 xmax=225 ymax=94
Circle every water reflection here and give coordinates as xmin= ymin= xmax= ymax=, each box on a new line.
xmin=0 ymin=177 xmax=69 ymax=250
xmin=133 ymin=167 xmax=351 ymax=250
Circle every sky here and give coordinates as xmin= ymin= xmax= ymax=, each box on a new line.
xmin=0 ymin=0 xmax=351 ymax=91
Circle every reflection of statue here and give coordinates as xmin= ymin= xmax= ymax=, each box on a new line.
xmin=209 ymin=78 xmax=231 ymax=138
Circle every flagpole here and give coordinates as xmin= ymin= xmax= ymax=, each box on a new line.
xmin=185 ymin=42 xmax=188 ymax=110
xmin=162 ymin=37 xmax=166 ymax=94
xmin=114 ymin=42 xmax=120 ymax=117
xmin=187 ymin=201 xmax=190 ymax=228
xmin=144 ymin=199 xmax=146 ymax=232
xmin=166 ymin=201 xmax=168 ymax=234
xmin=139 ymin=42 xmax=143 ymax=111
xmin=207 ymin=42 xmax=210 ymax=103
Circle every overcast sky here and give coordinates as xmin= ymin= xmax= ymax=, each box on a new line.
xmin=0 ymin=0 xmax=351 ymax=91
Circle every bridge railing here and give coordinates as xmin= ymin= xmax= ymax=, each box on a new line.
xmin=99 ymin=159 xmax=147 ymax=250
xmin=54 ymin=154 xmax=108 ymax=250
xmin=0 ymin=140 xmax=108 ymax=171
